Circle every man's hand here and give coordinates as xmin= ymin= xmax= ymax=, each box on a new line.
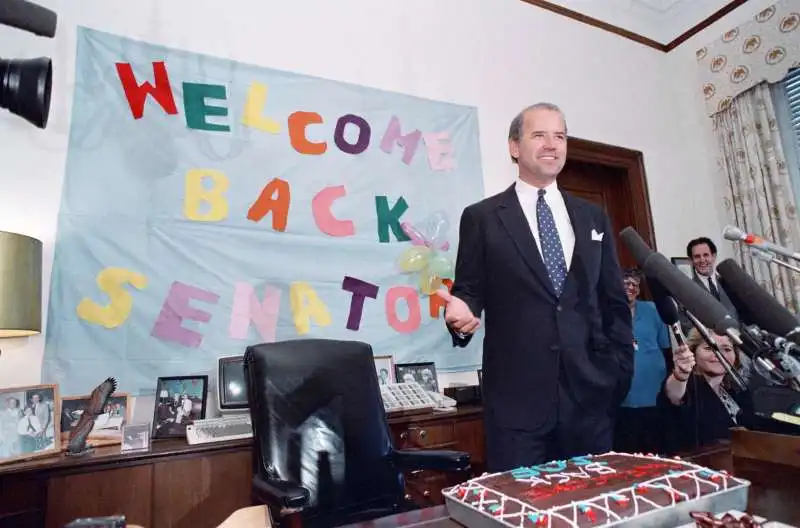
xmin=435 ymin=289 xmax=480 ymax=334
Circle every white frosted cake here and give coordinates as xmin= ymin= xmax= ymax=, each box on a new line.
xmin=442 ymin=452 xmax=750 ymax=527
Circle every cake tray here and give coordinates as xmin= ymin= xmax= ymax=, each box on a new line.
xmin=442 ymin=478 xmax=751 ymax=528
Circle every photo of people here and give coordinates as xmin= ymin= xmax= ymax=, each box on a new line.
xmin=373 ymin=355 xmax=394 ymax=386
xmin=0 ymin=384 xmax=60 ymax=465
xmin=152 ymin=376 xmax=208 ymax=438
xmin=121 ymin=423 xmax=151 ymax=453
xmin=394 ymin=362 xmax=439 ymax=393
xmin=60 ymin=393 xmax=130 ymax=447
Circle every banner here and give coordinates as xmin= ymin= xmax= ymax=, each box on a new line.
xmin=43 ymin=28 xmax=485 ymax=396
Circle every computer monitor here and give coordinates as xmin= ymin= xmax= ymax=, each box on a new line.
xmin=217 ymin=355 xmax=248 ymax=413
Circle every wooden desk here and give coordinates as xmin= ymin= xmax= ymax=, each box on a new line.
xmin=0 ymin=405 xmax=484 ymax=528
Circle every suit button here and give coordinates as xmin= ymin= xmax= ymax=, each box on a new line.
xmin=556 ymin=305 xmax=562 ymax=312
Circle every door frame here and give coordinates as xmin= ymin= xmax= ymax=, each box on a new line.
xmin=567 ymin=136 xmax=657 ymax=252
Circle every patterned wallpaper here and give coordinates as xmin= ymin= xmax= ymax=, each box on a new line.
xmin=696 ymin=0 xmax=800 ymax=117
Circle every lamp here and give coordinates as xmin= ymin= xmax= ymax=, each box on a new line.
xmin=0 ymin=230 xmax=42 ymax=337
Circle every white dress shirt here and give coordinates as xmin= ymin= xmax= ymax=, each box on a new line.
xmin=515 ymin=178 xmax=575 ymax=269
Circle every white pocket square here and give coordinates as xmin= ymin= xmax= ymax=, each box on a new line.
xmin=591 ymin=229 xmax=604 ymax=242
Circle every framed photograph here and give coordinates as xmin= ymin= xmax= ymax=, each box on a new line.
xmin=373 ymin=355 xmax=394 ymax=386
xmin=0 ymin=384 xmax=60 ymax=465
xmin=395 ymin=362 xmax=439 ymax=393
xmin=671 ymin=257 xmax=694 ymax=279
xmin=121 ymin=422 xmax=151 ymax=453
xmin=152 ymin=375 xmax=208 ymax=439
xmin=60 ymin=393 xmax=131 ymax=448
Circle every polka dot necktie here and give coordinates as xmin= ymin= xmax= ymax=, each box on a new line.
xmin=536 ymin=189 xmax=568 ymax=295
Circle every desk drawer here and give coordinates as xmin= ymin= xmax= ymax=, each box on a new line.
xmin=395 ymin=422 xmax=454 ymax=448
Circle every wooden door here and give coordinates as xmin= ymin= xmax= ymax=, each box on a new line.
xmin=558 ymin=159 xmax=638 ymax=269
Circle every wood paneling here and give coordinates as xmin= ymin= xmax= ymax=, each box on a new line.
xmin=0 ymin=406 xmax=485 ymax=527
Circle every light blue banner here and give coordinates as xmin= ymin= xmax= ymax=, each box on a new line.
xmin=43 ymin=27 xmax=485 ymax=396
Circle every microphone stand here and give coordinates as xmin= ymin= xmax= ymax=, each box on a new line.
xmin=749 ymin=248 xmax=800 ymax=274
xmin=680 ymin=307 xmax=747 ymax=392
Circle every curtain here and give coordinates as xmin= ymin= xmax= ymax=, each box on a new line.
xmin=714 ymin=82 xmax=800 ymax=312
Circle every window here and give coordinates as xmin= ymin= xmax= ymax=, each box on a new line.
xmin=773 ymin=68 xmax=800 ymax=208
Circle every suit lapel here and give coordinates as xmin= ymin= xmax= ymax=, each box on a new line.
xmin=563 ymin=192 xmax=591 ymax=270
xmin=495 ymin=185 xmax=557 ymax=298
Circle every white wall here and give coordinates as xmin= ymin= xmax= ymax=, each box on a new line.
xmin=0 ymin=0 xmax=736 ymax=396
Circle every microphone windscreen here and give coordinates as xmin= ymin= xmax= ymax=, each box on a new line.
xmin=646 ymin=276 xmax=680 ymax=326
xmin=645 ymin=254 xmax=736 ymax=335
xmin=619 ymin=227 xmax=653 ymax=267
xmin=716 ymin=259 xmax=800 ymax=338
xmin=0 ymin=0 xmax=57 ymax=38
xmin=618 ymin=226 xmax=736 ymax=334
xmin=723 ymin=225 xmax=746 ymax=242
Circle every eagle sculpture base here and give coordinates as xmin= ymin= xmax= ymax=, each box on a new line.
xmin=65 ymin=377 xmax=118 ymax=457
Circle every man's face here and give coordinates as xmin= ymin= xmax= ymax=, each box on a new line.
xmin=691 ymin=243 xmax=716 ymax=277
xmin=623 ymin=277 xmax=641 ymax=304
xmin=509 ymin=108 xmax=567 ymax=181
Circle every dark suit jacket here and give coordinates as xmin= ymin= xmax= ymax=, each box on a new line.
xmin=449 ymin=184 xmax=633 ymax=432
xmin=679 ymin=272 xmax=739 ymax=335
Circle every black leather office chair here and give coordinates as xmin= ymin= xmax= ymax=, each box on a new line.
xmin=243 ymin=339 xmax=471 ymax=527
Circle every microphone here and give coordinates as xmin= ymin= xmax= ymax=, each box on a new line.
xmin=645 ymin=276 xmax=686 ymax=346
xmin=620 ymin=227 xmax=738 ymax=337
xmin=723 ymin=225 xmax=800 ymax=262
xmin=0 ymin=0 xmax=57 ymax=37
xmin=716 ymin=259 xmax=800 ymax=341
xmin=645 ymin=271 xmax=746 ymax=390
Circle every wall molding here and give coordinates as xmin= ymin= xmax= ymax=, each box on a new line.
xmin=519 ymin=0 xmax=753 ymax=52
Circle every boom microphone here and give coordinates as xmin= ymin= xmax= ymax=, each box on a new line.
xmin=619 ymin=227 xmax=737 ymax=337
xmin=723 ymin=225 xmax=800 ymax=262
xmin=0 ymin=0 xmax=57 ymax=37
xmin=716 ymin=259 xmax=800 ymax=342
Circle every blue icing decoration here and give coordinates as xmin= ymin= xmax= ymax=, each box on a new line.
xmin=528 ymin=513 xmax=540 ymax=522
xmin=578 ymin=504 xmax=590 ymax=513
xmin=488 ymin=504 xmax=500 ymax=512
xmin=512 ymin=467 xmax=541 ymax=479
xmin=535 ymin=460 xmax=567 ymax=473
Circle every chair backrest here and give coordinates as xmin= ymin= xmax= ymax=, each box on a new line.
xmin=244 ymin=339 xmax=404 ymax=521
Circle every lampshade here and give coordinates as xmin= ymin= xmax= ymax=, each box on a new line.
xmin=0 ymin=231 xmax=42 ymax=337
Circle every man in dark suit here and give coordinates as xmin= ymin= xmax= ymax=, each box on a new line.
xmin=436 ymin=103 xmax=633 ymax=471
xmin=680 ymin=237 xmax=739 ymax=333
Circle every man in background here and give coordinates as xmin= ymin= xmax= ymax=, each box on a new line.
xmin=437 ymin=102 xmax=633 ymax=471
xmin=680 ymin=237 xmax=739 ymax=333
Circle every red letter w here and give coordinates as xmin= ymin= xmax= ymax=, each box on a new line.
xmin=115 ymin=61 xmax=178 ymax=120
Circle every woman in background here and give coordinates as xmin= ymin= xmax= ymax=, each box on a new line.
xmin=614 ymin=268 xmax=672 ymax=454
xmin=658 ymin=327 xmax=752 ymax=452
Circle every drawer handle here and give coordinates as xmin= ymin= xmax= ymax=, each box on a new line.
xmin=418 ymin=429 xmax=427 ymax=439
xmin=404 ymin=493 xmax=412 ymax=501
xmin=423 ymin=490 xmax=431 ymax=498
xmin=400 ymin=431 xmax=408 ymax=440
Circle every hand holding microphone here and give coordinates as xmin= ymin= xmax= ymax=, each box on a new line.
xmin=435 ymin=289 xmax=481 ymax=334
xmin=672 ymin=344 xmax=695 ymax=382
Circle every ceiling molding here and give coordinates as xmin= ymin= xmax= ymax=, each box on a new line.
xmin=519 ymin=0 xmax=753 ymax=53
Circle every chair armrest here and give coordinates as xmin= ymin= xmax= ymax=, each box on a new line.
xmin=391 ymin=449 xmax=471 ymax=472
xmin=252 ymin=474 xmax=311 ymax=510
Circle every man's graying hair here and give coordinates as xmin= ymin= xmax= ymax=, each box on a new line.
xmin=508 ymin=102 xmax=568 ymax=164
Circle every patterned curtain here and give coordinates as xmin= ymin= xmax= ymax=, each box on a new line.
xmin=714 ymin=82 xmax=800 ymax=312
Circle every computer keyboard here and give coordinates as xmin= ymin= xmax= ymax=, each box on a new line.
xmin=186 ymin=414 xmax=253 ymax=445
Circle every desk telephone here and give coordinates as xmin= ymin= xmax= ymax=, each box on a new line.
xmin=379 ymin=381 xmax=457 ymax=413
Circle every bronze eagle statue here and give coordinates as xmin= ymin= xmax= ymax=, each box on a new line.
xmin=66 ymin=377 xmax=118 ymax=456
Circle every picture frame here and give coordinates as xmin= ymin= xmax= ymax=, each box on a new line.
xmin=60 ymin=393 xmax=131 ymax=448
xmin=121 ymin=422 xmax=151 ymax=453
xmin=394 ymin=362 xmax=439 ymax=393
xmin=0 ymin=383 xmax=61 ymax=465
xmin=152 ymin=375 xmax=209 ymax=439
xmin=373 ymin=355 xmax=394 ymax=386
xmin=671 ymin=257 xmax=694 ymax=279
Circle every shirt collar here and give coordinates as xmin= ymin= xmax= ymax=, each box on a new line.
xmin=515 ymin=178 xmax=560 ymax=199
